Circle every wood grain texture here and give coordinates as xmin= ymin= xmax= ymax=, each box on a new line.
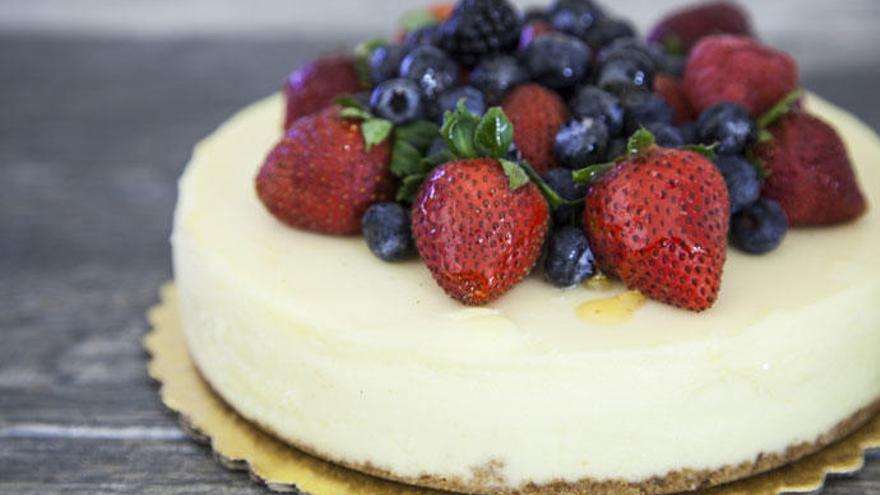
xmin=0 ymin=35 xmax=877 ymax=494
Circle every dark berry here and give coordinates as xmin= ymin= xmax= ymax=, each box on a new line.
xmin=619 ymin=90 xmax=674 ymax=134
xmin=569 ymin=86 xmax=625 ymax=136
xmin=436 ymin=86 xmax=487 ymax=120
xmin=644 ymin=122 xmax=684 ymax=148
xmin=596 ymin=57 xmax=654 ymax=95
xmin=544 ymin=226 xmax=596 ymax=287
xmin=548 ymin=0 xmax=605 ymax=40
xmin=679 ymin=121 xmax=699 ymax=144
xmin=438 ymin=0 xmax=522 ymax=66
xmin=554 ymin=117 xmax=610 ymax=169
xmin=544 ymin=168 xmax=586 ymax=225
xmin=403 ymin=25 xmax=440 ymax=49
xmin=597 ymin=38 xmax=657 ymax=71
xmin=427 ymin=137 xmax=450 ymax=157
xmin=604 ymin=137 xmax=627 ymax=161
xmin=369 ymin=78 xmax=425 ymax=125
xmin=648 ymin=44 xmax=685 ymax=77
xmin=369 ymin=44 xmax=406 ymax=84
xmin=731 ymin=198 xmax=788 ymax=254
xmin=362 ymin=202 xmax=414 ymax=261
xmin=714 ymin=155 xmax=762 ymax=214
xmin=696 ymin=103 xmax=757 ymax=155
xmin=524 ymin=6 xmax=549 ymax=22
xmin=586 ymin=18 xmax=636 ymax=49
xmin=470 ymin=55 xmax=529 ymax=105
xmin=524 ymin=33 xmax=592 ymax=90
xmin=400 ymin=45 xmax=460 ymax=100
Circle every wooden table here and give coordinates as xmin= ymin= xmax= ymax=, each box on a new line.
xmin=1 ymin=34 xmax=877 ymax=494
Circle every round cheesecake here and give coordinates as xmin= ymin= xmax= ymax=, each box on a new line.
xmin=172 ymin=93 xmax=880 ymax=494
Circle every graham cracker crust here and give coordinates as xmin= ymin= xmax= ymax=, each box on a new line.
xmin=197 ymin=354 xmax=879 ymax=495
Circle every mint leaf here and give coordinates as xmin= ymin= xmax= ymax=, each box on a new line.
xmin=572 ymin=162 xmax=614 ymax=185
xmin=396 ymin=120 xmax=441 ymax=151
xmin=627 ymin=128 xmax=656 ymax=155
xmin=681 ymin=143 xmax=718 ymax=160
xmin=396 ymin=173 xmax=427 ymax=203
xmin=340 ymin=106 xmax=372 ymax=121
xmin=441 ymin=102 xmax=481 ymax=159
xmin=399 ymin=9 xmax=439 ymax=32
xmin=361 ymin=118 xmax=393 ymax=150
xmin=474 ymin=107 xmax=514 ymax=159
xmin=499 ymin=159 xmax=530 ymax=190
xmin=757 ymin=88 xmax=805 ymax=129
xmin=390 ymin=140 xmax=423 ymax=177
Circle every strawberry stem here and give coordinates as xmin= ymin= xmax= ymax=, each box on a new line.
xmin=572 ymin=162 xmax=615 ymax=185
xmin=757 ymin=88 xmax=805 ymax=129
xmin=519 ymin=160 xmax=569 ymax=210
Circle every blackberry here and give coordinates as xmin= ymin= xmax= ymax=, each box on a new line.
xmin=438 ymin=0 xmax=522 ymax=66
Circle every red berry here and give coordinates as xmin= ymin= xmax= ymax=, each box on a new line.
xmin=683 ymin=35 xmax=798 ymax=117
xmin=502 ymin=83 xmax=569 ymax=175
xmin=647 ymin=1 xmax=753 ymax=54
xmin=256 ymin=106 xmax=394 ymax=235
xmin=412 ymin=158 xmax=550 ymax=305
xmin=653 ymin=74 xmax=695 ymax=125
xmin=283 ymin=56 xmax=363 ymax=130
xmin=584 ymin=147 xmax=730 ymax=311
xmin=755 ymin=111 xmax=867 ymax=226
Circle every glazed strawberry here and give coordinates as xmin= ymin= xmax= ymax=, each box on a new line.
xmin=582 ymin=135 xmax=729 ymax=311
xmin=647 ymin=1 xmax=752 ymax=54
xmin=257 ymin=106 xmax=394 ymax=235
xmin=502 ymin=83 xmax=568 ymax=174
xmin=412 ymin=158 xmax=550 ymax=305
xmin=653 ymin=74 xmax=695 ymax=124
xmin=283 ymin=56 xmax=363 ymax=129
xmin=755 ymin=111 xmax=867 ymax=226
xmin=683 ymin=35 xmax=798 ymax=117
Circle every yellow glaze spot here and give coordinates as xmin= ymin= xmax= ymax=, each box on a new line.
xmin=577 ymin=291 xmax=646 ymax=324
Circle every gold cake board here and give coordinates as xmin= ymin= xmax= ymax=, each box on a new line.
xmin=145 ymin=283 xmax=879 ymax=494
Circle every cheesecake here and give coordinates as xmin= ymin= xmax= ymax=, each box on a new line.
xmin=172 ymin=91 xmax=880 ymax=494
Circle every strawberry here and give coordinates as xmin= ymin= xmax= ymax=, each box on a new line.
xmin=647 ymin=1 xmax=753 ymax=54
xmin=283 ymin=56 xmax=364 ymax=130
xmin=582 ymin=133 xmax=730 ymax=311
xmin=257 ymin=106 xmax=394 ymax=235
xmin=653 ymin=74 xmax=695 ymax=124
xmin=754 ymin=110 xmax=867 ymax=226
xmin=683 ymin=35 xmax=799 ymax=117
xmin=502 ymin=83 xmax=569 ymax=175
xmin=412 ymin=158 xmax=550 ymax=305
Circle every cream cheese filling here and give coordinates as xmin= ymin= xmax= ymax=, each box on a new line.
xmin=172 ymin=93 xmax=880 ymax=487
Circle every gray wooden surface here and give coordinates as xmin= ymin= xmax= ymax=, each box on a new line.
xmin=0 ymin=34 xmax=878 ymax=494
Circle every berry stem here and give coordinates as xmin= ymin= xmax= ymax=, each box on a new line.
xmin=519 ymin=160 xmax=569 ymax=210
xmin=757 ymin=88 xmax=805 ymax=129
xmin=572 ymin=162 xmax=615 ymax=185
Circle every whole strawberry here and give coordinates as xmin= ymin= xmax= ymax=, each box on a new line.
xmin=683 ymin=35 xmax=798 ymax=117
xmin=755 ymin=110 xmax=867 ymax=226
xmin=411 ymin=106 xmax=550 ymax=305
xmin=581 ymin=132 xmax=730 ymax=311
xmin=283 ymin=56 xmax=364 ymax=129
xmin=257 ymin=106 xmax=394 ymax=235
xmin=647 ymin=1 xmax=753 ymax=54
xmin=502 ymin=83 xmax=569 ymax=175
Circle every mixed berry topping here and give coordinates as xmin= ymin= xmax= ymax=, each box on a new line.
xmin=260 ymin=0 xmax=868 ymax=311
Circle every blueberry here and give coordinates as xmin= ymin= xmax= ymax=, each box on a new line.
xmin=696 ymin=103 xmax=757 ymax=155
xmin=544 ymin=226 xmax=596 ymax=287
xmin=644 ymin=122 xmax=684 ymax=148
xmin=400 ymin=45 xmax=460 ymax=100
xmin=604 ymin=137 xmax=627 ymax=161
xmin=714 ymin=155 xmax=762 ymax=214
xmin=619 ymin=90 xmax=674 ymax=134
xmin=436 ymin=86 xmax=486 ymax=120
xmin=731 ymin=198 xmax=788 ymax=254
xmin=569 ymin=86 xmax=625 ymax=136
xmin=370 ymin=78 xmax=425 ymax=125
xmin=361 ymin=202 xmax=413 ymax=261
xmin=524 ymin=33 xmax=592 ymax=91
xmin=679 ymin=121 xmax=699 ymax=144
xmin=548 ymin=0 xmax=605 ymax=40
xmin=470 ymin=55 xmax=529 ymax=105
xmin=597 ymin=38 xmax=657 ymax=72
xmin=586 ymin=18 xmax=636 ymax=49
xmin=544 ymin=167 xmax=586 ymax=225
xmin=524 ymin=6 xmax=549 ymax=22
xmin=596 ymin=57 xmax=654 ymax=95
xmin=648 ymin=44 xmax=685 ymax=77
xmin=554 ymin=117 xmax=610 ymax=169
xmin=403 ymin=25 xmax=440 ymax=49
xmin=369 ymin=44 xmax=406 ymax=84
